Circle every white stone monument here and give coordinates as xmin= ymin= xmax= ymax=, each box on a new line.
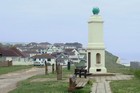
xmin=86 ymin=7 xmax=107 ymax=74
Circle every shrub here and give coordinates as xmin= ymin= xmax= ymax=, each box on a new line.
xmin=134 ymin=70 xmax=140 ymax=79
xmin=87 ymin=80 xmax=93 ymax=85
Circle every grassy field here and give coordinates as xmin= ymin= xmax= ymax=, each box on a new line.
xmin=105 ymin=51 xmax=132 ymax=74
xmin=105 ymin=51 xmax=140 ymax=93
xmin=110 ymin=69 xmax=140 ymax=93
xmin=0 ymin=65 xmax=33 ymax=75
xmin=110 ymin=78 xmax=140 ymax=93
xmin=9 ymin=67 xmax=92 ymax=93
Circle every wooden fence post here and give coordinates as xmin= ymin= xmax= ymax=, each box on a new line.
xmin=57 ymin=64 xmax=62 ymax=80
xmin=45 ymin=61 xmax=48 ymax=75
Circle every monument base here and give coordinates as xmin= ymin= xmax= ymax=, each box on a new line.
xmin=89 ymin=67 xmax=107 ymax=74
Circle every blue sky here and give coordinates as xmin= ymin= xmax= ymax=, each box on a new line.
xmin=0 ymin=0 xmax=140 ymax=61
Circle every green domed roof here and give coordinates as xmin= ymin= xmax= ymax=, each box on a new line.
xmin=92 ymin=7 xmax=100 ymax=15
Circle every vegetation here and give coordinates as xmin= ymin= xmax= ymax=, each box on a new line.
xmin=9 ymin=66 xmax=92 ymax=93
xmin=105 ymin=51 xmax=140 ymax=93
xmin=107 ymin=52 xmax=140 ymax=93
xmin=110 ymin=78 xmax=140 ymax=93
xmin=74 ymin=61 xmax=86 ymax=68
xmin=105 ymin=51 xmax=132 ymax=74
xmin=133 ymin=69 xmax=140 ymax=79
xmin=0 ymin=65 xmax=33 ymax=75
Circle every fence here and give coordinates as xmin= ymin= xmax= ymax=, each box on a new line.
xmin=0 ymin=61 xmax=12 ymax=67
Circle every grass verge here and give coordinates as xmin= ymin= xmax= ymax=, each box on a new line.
xmin=110 ymin=69 xmax=140 ymax=93
xmin=0 ymin=65 xmax=33 ymax=75
xmin=110 ymin=78 xmax=140 ymax=93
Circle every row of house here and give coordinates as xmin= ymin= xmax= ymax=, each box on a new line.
xmin=16 ymin=42 xmax=82 ymax=55
xmin=0 ymin=45 xmax=121 ymax=66
xmin=14 ymin=42 xmax=85 ymax=65
xmin=31 ymin=48 xmax=87 ymax=65
xmin=0 ymin=45 xmax=86 ymax=66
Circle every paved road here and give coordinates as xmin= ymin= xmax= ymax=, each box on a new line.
xmin=0 ymin=67 xmax=51 ymax=93
xmin=90 ymin=74 xmax=134 ymax=93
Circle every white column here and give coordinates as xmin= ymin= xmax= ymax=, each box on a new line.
xmin=87 ymin=15 xmax=107 ymax=74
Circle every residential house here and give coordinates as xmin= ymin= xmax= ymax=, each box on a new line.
xmin=78 ymin=48 xmax=87 ymax=59
xmin=38 ymin=42 xmax=51 ymax=48
xmin=64 ymin=49 xmax=80 ymax=63
xmin=55 ymin=53 xmax=69 ymax=65
xmin=54 ymin=43 xmax=64 ymax=47
xmin=23 ymin=51 xmax=40 ymax=57
xmin=26 ymin=42 xmax=38 ymax=48
xmin=17 ymin=46 xmax=28 ymax=52
xmin=64 ymin=42 xmax=82 ymax=49
xmin=31 ymin=54 xmax=55 ymax=65
xmin=47 ymin=45 xmax=63 ymax=54
xmin=0 ymin=47 xmax=32 ymax=65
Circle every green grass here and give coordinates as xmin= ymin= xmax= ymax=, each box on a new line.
xmin=110 ymin=69 xmax=140 ymax=93
xmin=0 ymin=65 xmax=33 ymax=75
xmin=110 ymin=78 xmax=140 ymax=93
xmin=105 ymin=51 xmax=132 ymax=74
xmin=9 ymin=66 xmax=92 ymax=93
xmin=105 ymin=51 xmax=140 ymax=93
xmin=10 ymin=80 xmax=68 ymax=93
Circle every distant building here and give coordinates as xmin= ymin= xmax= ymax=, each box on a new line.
xmin=31 ymin=53 xmax=55 ymax=65
xmin=65 ymin=42 xmax=82 ymax=49
xmin=0 ymin=47 xmax=32 ymax=65
xmin=56 ymin=53 xmax=69 ymax=65
xmin=53 ymin=43 xmax=65 ymax=48
xmin=47 ymin=45 xmax=63 ymax=54
xmin=130 ymin=61 xmax=140 ymax=69
xmin=38 ymin=42 xmax=51 ymax=48
xmin=23 ymin=51 xmax=40 ymax=57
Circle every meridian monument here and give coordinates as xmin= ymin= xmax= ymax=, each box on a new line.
xmin=86 ymin=7 xmax=107 ymax=74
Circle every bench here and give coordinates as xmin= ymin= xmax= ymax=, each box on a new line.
xmin=74 ymin=68 xmax=87 ymax=78
xmin=68 ymin=76 xmax=88 ymax=92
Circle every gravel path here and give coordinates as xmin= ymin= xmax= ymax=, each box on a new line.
xmin=0 ymin=67 xmax=51 ymax=93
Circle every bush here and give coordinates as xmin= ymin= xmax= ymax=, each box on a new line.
xmin=134 ymin=70 xmax=140 ymax=79
xmin=87 ymin=80 xmax=93 ymax=85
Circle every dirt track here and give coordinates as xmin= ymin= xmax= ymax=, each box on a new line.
xmin=0 ymin=67 xmax=51 ymax=93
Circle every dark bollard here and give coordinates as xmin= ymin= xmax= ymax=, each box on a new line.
xmin=74 ymin=69 xmax=77 ymax=77
xmin=45 ymin=61 xmax=48 ymax=75
xmin=52 ymin=64 xmax=54 ymax=73
xmin=67 ymin=62 xmax=71 ymax=70
xmin=79 ymin=69 xmax=81 ymax=78
xmin=84 ymin=70 xmax=87 ymax=78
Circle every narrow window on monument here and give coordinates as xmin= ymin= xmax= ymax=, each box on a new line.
xmin=96 ymin=53 xmax=101 ymax=64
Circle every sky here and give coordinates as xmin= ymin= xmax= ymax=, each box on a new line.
xmin=0 ymin=0 xmax=140 ymax=62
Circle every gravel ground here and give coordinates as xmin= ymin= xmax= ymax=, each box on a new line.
xmin=0 ymin=66 xmax=52 ymax=93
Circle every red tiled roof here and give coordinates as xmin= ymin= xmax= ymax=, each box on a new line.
xmin=0 ymin=48 xmax=19 ymax=57
xmin=0 ymin=47 xmax=26 ymax=57
xmin=10 ymin=47 xmax=26 ymax=57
